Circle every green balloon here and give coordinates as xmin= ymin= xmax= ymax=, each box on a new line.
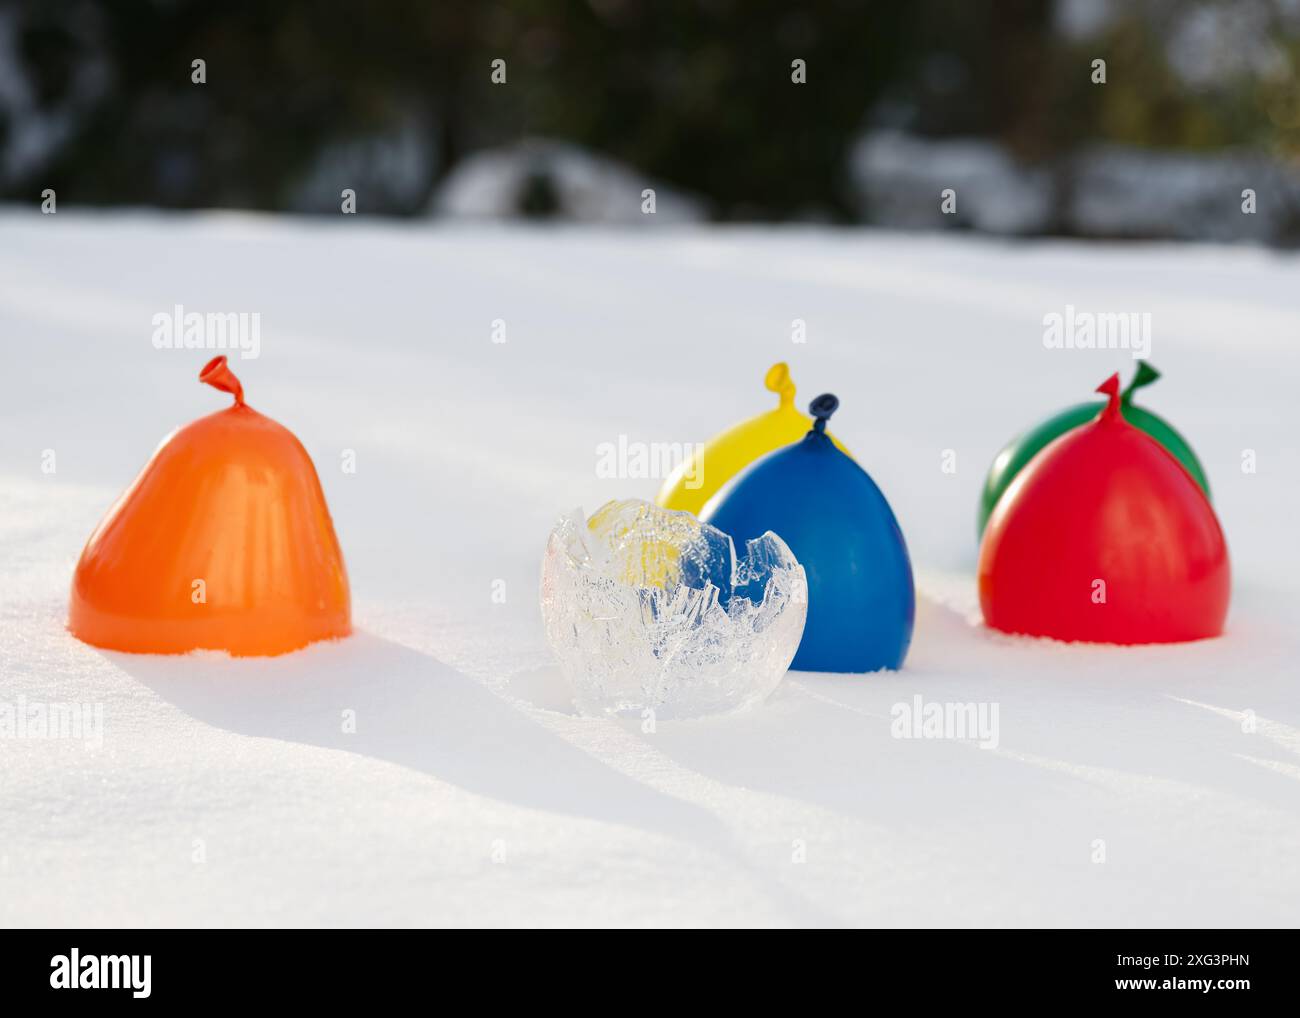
xmin=977 ymin=363 xmax=1211 ymax=537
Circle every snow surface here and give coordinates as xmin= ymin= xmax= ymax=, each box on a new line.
xmin=2 ymin=210 xmax=1298 ymax=927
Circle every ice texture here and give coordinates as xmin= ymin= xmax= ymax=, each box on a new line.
xmin=540 ymin=499 xmax=808 ymax=718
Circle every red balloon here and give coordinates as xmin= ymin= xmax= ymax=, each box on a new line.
xmin=979 ymin=373 xmax=1229 ymax=644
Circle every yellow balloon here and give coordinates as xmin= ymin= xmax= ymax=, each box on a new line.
xmin=656 ymin=363 xmax=849 ymax=516
xmin=586 ymin=499 xmax=684 ymax=590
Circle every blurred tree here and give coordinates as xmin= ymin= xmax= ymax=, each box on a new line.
xmin=4 ymin=0 xmax=493 ymax=212
xmin=488 ymin=0 xmax=912 ymax=220
xmin=0 ymin=0 xmax=1294 ymax=227
xmin=0 ymin=0 xmax=911 ymax=218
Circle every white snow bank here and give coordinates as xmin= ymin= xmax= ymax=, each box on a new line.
xmin=1 ymin=211 xmax=1298 ymax=926
xmin=431 ymin=138 xmax=705 ymax=223
xmin=851 ymin=130 xmax=1300 ymax=242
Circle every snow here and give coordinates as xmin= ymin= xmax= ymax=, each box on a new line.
xmin=851 ymin=130 xmax=1053 ymax=235
xmin=851 ymin=130 xmax=1300 ymax=243
xmin=2 ymin=209 xmax=1298 ymax=927
xmin=432 ymin=138 xmax=706 ymax=223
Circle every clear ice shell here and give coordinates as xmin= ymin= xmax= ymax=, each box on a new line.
xmin=540 ymin=499 xmax=808 ymax=719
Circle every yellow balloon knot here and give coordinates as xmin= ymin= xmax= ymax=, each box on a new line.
xmin=764 ymin=362 xmax=796 ymax=408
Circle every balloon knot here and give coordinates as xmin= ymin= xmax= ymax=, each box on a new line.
xmin=1095 ymin=372 xmax=1122 ymax=420
xmin=200 ymin=355 xmax=244 ymax=406
xmin=765 ymin=362 xmax=795 ymax=408
xmin=809 ymin=393 xmax=838 ymax=433
xmin=1121 ymin=361 xmax=1160 ymax=404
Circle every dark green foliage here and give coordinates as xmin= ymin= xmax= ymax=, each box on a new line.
xmin=1 ymin=0 xmax=1292 ymax=221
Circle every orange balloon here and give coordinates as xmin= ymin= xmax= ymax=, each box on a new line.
xmin=68 ymin=356 xmax=351 ymax=656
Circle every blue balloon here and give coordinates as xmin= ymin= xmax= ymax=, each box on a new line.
xmin=700 ymin=394 xmax=915 ymax=672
